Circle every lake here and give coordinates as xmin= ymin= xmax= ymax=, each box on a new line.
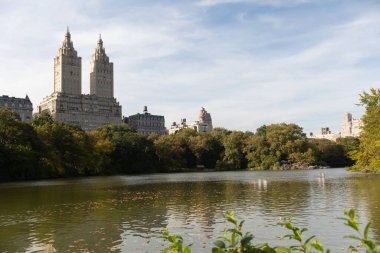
xmin=0 ymin=168 xmax=379 ymax=252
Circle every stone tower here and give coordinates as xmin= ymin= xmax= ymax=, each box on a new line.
xmin=90 ymin=35 xmax=114 ymax=98
xmin=54 ymin=28 xmax=82 ymax=95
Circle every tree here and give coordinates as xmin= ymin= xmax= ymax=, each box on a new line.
xmin=33 ymin=114 xmax=96 ymax=177
xmin=336 ymin=137 xmax=360 ymax=166
xmin=94 ymin=124 xmax=158 ymax=174
xmin=189 ymin=133 xmax=223 ymax=168
xmin=154 ymin=129 xmax=197 ymax=170
xmin=218 ymin=131 xmax=250 ymax=170
xmin=351 ymin=88 xmax=380 ymax=172
xmin=244 ymin=123 xmax=314 ymax=170
xmin=308 ymin=138 xmax=348 ymax=167
xmin=0 ymin=108 xmax=42 ymax=181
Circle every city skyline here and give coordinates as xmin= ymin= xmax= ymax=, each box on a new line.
xmin=0 ymin=0 xmax=379 ymax=134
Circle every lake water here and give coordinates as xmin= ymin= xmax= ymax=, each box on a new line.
xmin=1 ymin=168 xmax=380 ymax=252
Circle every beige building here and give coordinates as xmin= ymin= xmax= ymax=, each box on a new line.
xmin=0 ymin=95 xmax=33 ymax=123
xmin=341 ymin=112 xmax=362 ymax=137
xmin=198 ymin=107 xmax=213 ymax=132
xmin=38 ymin=29 xmax=122 ymax=131
xmin=309 ymin=112 xmax=363 ymax=141
xmin=169 ymin=107 xmax=213 ymax=134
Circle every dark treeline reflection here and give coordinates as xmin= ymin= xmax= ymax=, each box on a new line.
xmin=1 ymin=169 xmax=379 ymax=252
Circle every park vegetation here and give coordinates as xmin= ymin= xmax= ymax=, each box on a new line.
xmin=0 ymin=108 xmax=359 ymax=182
xmin=349 ymin=88 xmax=380 ymax=173
xmin=161 ymin=209 xmax=379 ymax=253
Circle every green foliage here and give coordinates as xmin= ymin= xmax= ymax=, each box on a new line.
xmin=218 ymin=131 xmax=250 ymax=170
xmin=279 ymin=218 xmax=329 ymax=253
xmin=0 ymin=111 xmax=358 ymax=182
xmin=189 ymin=133 xmax=224 ymax=168
xmin=338 ymin=209 xmax=380 ymax=253
xmin=162 ymin=209 xmax=379 ymax=253
xmin=93 ymin=124 xmax=158 ymax=174
xmin=212 ymin=210 xmax=257 ymax=252
xmin=350 ymin=88 xmax=380 ymax=172
xmin=0 ymin=108 xmax=43 ymax=181
xmin=245 ymin=123 xmax=314 ymax=170
xmin=154 ymin=129 xmax=198 ymax=170
xmin=308 ymin=139 xmax=350 ymax=167
xmin=161 ymin=230 xmax=192 ymax=253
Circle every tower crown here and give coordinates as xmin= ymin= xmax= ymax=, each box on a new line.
xmin=90 ymin=34 xmax=113 ymax=98
xmin=54 ymin=29 xmax=82 ymax=94
xmin=94 ymin=34 xmax=107 ymax=59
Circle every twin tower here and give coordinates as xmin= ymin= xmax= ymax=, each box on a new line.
xmin=54 ymin=29 xmax=113 ymax=98
xmin=38 ymin=29 xmax=122 ymax=131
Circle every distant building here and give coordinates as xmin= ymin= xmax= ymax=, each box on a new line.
xmin=198 ymin=107 xmax=213 ymax=132
xmin=309 ymin=112 xmax=363 ymax=141
xmin=169 ymin=118 xmax=196 ymax=134
xmin=126 ymin=106 xmax=167 ymax=135
xmin=169 ymin=107 xmax=213 ymax=134
xmin=309 ymin=127 xmax=340 ymax=141
xmin=341 ymin=112 xmax=362 ymax=137
xmin=38 ymin=29 xmax=122 ymax=131
xmin=0 ymin=95 xmax=33 ymax=123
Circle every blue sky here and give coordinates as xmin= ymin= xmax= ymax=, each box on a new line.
xmin=0 ymin=0 xmax=379 ymax=134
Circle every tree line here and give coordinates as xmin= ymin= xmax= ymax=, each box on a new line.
xmin=0 ymin=108 xmax=359 ymax=182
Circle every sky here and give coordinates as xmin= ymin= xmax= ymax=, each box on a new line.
xmin=0 ymin=0 xmax=379 ymax=134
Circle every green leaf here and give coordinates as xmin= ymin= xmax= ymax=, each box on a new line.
xmin=240 ymin=233 xmax=254 ymax=246
xmin=364 ymin=222 xmax=371 ymax=240
xmin=284 ymin=223 xmax=293 ymax=230
xmin=349 ymin=209 xmax=355 ymax=220
xmin=184 ymin=247 xmax=192 ymax=253
xmin=212 ymin=247 xmax=225 ymax=253
xmin=263 ymin=245 xmax=277 ymax=253
xmin=214 ymin=240 xmax=226 ymax=249
xmin=227 ymin=228 xmax=243 ymax=236
xmin=363 ymin=239 xmax=375 ymax=249
xmin=311 ymin=240 xmax=324 ymax=252
xmin=275 ymin=247 xmax=291 ymax=253
xmin=344 ymin=235 xmax=362 ymax=241
xmin=227 ymin=217 xmax=237 ymax=225
xmin=305 ymin=235 xmax=316 ymax=245
xmin=239 ymin=220 xmax=245 ymax=229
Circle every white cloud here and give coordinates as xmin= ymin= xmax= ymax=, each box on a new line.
xmin=197 ymin=0 xmax=314 ymax=7
xmin=0 ymin=0 xmax=379 ymax=136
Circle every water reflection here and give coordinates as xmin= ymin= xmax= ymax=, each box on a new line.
xmin=0 ymin=169 xmax=379 ymax=252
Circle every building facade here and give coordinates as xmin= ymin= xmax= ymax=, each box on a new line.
xmin=127 ymin=106 xmax=166 ymax=135
xmin=169 ymin=107 xmax=213 ymax=134
xmin=197 ymin=107 xmax=213 ymax=132
xmin=0 ymin=95 xmax=33 ymax=123
xmin=38 ymin=30 xmax=122 ymax=131
xmin=341 ymin=112 xmax=363 ymax=137
xmin=309 ymin=112 xmax=363 ymax=141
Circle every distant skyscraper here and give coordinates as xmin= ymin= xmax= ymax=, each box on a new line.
xmin=38 ymin=29 xmax=122 ymax=131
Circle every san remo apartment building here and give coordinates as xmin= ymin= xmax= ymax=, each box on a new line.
xmin=38 ymin=29 xmax=122 ymax=131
